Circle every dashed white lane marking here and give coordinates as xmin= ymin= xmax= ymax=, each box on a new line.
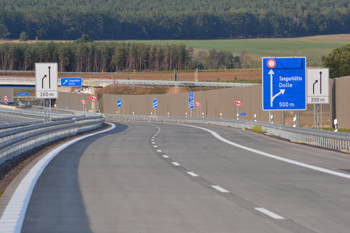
xmin=152 ymin=137 xmax=155 ymax=139
xmin=151 ymin=139 xmax=154 ymax=141
xmin=187 ymin=172 xmax=199 ymax=177
xmin=157 ymin=150 xmax=162 ymax=152
xmin=182 ymin=124 xmax=350 ymax=180
xmin=153 ymin=145 xmax=158 ymax=148
xmin=212 ymin=185 xmax=230 ymax=193
xmin=254 ymin=208 xmax=285 ymax=220
xmin=163 ymin=155 xmax=169 ymax=158
xmin=0 ymin=123 xmax=116 ymax=233
xmin=172 ymin=162 xmax=181 ymax=166
xmin=152 ymin=142 xmax=156 ymax=144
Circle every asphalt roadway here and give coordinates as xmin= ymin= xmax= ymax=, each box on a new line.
xmin=11 ymin=121 xmax=350 ymax=232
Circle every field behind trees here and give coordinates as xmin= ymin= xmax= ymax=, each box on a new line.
xmin=127 ymin=34 xmax=350 ymax=66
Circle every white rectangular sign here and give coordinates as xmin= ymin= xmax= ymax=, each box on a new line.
xmin=307 ymin=68 xmax=329 ymax=104
xmin=35 ymin=63 xmax=58 ymax=99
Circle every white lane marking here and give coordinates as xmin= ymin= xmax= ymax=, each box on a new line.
xmin=152 ymin=142 xmax=155 ymax=144
xmin=172 ymin=162 xmax=180 ymax=166
xmin=255 ymin=208 xmax=285 ymax=220
xmin=153 ymin=145 xmax=158 ymax=148
xmin=212 ymin=185 xmax=230 ymax=193
xmin=151 ymin=139 xmax=154 ymax=141
xmin=187 ymin=172 xmax=199 ymax=177
xmin=152 ymin=137 xmax=155 ymax=139
xmin=157 ymin=150 xmax=162 ymax=152
xmin=182 ymin=124 xmax=350 ymax=180
xmin=163 ymin=155 xmax=169 ymax=158
xmin=0 ymin=123 xmax=116 ymax=233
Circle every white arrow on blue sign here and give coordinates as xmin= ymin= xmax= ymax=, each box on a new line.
xmin=61 ymin=78 xmax=82 ymax=87
xmin=262 ymin=57 xmax=306 ymax=110
xmin=189 ymin=92 xmax=194 ymax=109
xmin=117 ymin=99 xmax=121 ymax=107
xmin=153 ymin=98 xmax=158 ymax=109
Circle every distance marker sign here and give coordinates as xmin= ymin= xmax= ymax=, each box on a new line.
xmin=307 ymin=68 xmax=329 ymax=104
xmin=35 ymin=63 xmax=58 ymax=99
xmin=262 ymin=57 xmax=306 ymax=110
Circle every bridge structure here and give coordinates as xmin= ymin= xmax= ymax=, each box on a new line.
xmin=0 ymin=77 xmax=258 ymax=89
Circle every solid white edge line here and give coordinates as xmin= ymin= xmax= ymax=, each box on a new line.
xmin=254 ymin=208 xmax=285 ymax=220
xmin=187 ymin=172 xmax=199 ymax=177
xmin=212 ymin=185 xmax=230 ymax=193
xmin=181 ymin=124 xmax=350 ymax=180
xmin=0 ymin=122 xmax=116 ymax=233
xmin=172 ymin=162 xmax=180 ymax=166
xmin=163 ymin=155 xmax=169 ymax=158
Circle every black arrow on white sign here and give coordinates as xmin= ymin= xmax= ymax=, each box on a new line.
xmin=319 ymin=71 xmax=322 ymax=94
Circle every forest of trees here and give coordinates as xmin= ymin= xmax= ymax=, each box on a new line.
xmin=324 ymin=44 xmax=350 ymax=79
xmin=0 ymin=38 xmax=241 ymax=72
xmin=0 ymin=0 xmax=350 ymax=40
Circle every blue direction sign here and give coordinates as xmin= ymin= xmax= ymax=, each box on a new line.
xmin=153 ymin=98 xmax=158 ymax=109
xmin=262 ymin=57 xmax=306 ymax=110
xmin=117 ymin=99 xmax=121 ymax=107
xmin=240 ymin=113 xmax=247 ymax=116
xmin=61 ymin=78 xmax=82 ymax=87
xmin=17 ymin=92 xmax=30 ymax=96
xmin=189 ymin=92 xmax=194 ymax=109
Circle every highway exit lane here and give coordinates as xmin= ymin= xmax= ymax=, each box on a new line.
xmin=154 ymin=122 xmax=350 ymax=233
xmin=20 ymin=121 xmax=308 ymax=233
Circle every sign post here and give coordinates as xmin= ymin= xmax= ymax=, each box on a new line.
xmin=117 ymin=99 xmax=121 ymax=116
xmin=195 ymin=101 xmax=201 ymax=117
xmin=189 ymin=92 xmax=194 ymax=117
xmin=35 ymin=63 xmax=58 ymax=122
xmin=81 ymin=99 xmax=87 ymax=111
xmin=307 ymin=68 xmax=329 ymax=130
xmin=235 ymin=99 xmax=242 ymax=120
xmin=153 ymin=98 xmax=158 ymax=116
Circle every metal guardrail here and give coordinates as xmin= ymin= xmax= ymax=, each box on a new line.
xmin=0 ymin=115 xmax=105 ymax=166
xmin=105 ymin=114 xmax=350 ymax=153
xmin=0 ymin=120 xmax=44 ymax=130
xmin=0 ymin=77 xmax=257 ymax=88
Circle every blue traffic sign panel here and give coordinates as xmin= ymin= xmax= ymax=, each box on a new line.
xmin=240 ymin=113 xmax=247 ymax=116
xmin=61 ymin=78 xmax=82 ymax=87
xmin=117 ymin=99 xmax=121 ymax=107
xmin=189 ymin=92 xmax=194 ymax=109
xmin=262 ymin=57 xmax=306 ymax=110
xmin=153 ymin=98 xmax=158 ymax=109
xmin=17 ymin=92 xmax=30 ymax=96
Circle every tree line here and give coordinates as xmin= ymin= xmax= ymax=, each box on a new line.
xmin=0 ymin=39 xmax=241 ymax=72
xmin=1 ymin=9 xmax=350 ymax=40
xmin=1 ymin=0 xmax=349 ymax=15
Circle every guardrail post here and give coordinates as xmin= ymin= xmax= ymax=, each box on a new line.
xmin=220 ymin=113 xmax=222 ymax=119
xmin=334 ymin=119 xmax=338 ymax=132
xmin=254 ymin=114 xmax=257 ymax=122
xmin=202 ymin=112 xmax=204 ymax=118
xmin=185 ymin=112 xmax=187 ymax=118
xmin=270 ymin=115 xmax=274 ymax=124
xmin=293 ymin=116 xmax=296 ymax=127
